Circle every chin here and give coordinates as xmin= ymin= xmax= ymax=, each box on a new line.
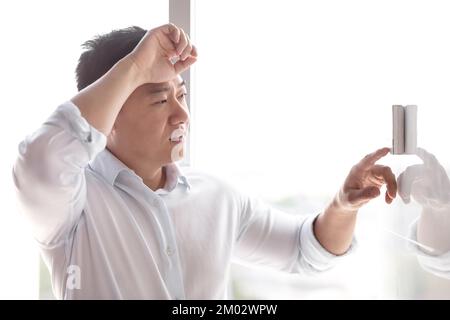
xmin=170 ymin=143 xmax=185 ymax=162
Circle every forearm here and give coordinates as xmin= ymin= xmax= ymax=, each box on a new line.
xmin=71 ymin=56 xmax=142 ymax=135
xmin=314 ymin=199 xmax=357 ymax=256
xmin=417 ymin=206 xmax=450 ymax=255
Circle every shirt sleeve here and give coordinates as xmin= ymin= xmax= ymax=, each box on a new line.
xmin=12 ymin=101 xmax=106 ymax=248
xmin=233 ymin=195 xmax=357 ymax=274
xmin=407 ymin=219 xmax=450 ymax=279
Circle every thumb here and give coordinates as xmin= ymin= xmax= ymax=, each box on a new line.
xmin=347 ymin=186 xmax=380 ymax=206
xmin=173 ymin=45 xmax=197 ymax=74
xmin=173 ymin=56 xmax=197 ymax=74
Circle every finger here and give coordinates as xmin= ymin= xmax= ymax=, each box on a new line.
xmin=397 ymin=171 xmax=410 ymax=204
xmin=180 ymin=34 xmax=193 ymax=61
xmin=176 ymin=28 xmax=189 ymax=56
xmin=416 ymin=147 xmax=439 ymax=167
xmin=347 ymin=186 xmax=381 ymax=206
xmin=161 ymin=23 xmax=180 ymax=43
xmin=190 ymin=45 xmax=198 ymax=58
xmin=175 ymin=45 xmax=197 ymax=71
xmin=173 ymin=55 xmax=197 ymax=74
xmin=371 ymin=165 xmax=397 ymax=201
xmin=385 ymin=192 xmax=392 ymax=204
xmin=397 ymin=164 xmax=423 ymax=204
xmin=357 ymin=147 xmax=390 ymax=170
xmin=156 ymin=32 xmax=178 ymax=56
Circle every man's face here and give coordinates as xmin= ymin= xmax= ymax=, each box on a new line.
xmin=107 ymin=75 xmax=189 ymax=167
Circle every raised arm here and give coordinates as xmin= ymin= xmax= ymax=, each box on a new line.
xmin=13 ymin=23 xmax=197 ymax=246
xmin=73 ymin=23 xmax=197 ymax=135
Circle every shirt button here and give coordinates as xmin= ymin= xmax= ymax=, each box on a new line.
xmin=166 ymin=246 xmax=175 ymax=256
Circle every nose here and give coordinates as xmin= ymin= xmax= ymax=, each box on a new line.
xmin=170 ymin=98 xmax=190 ymax=127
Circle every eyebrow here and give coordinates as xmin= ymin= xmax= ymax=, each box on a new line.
xmin=148 ymin=81 xmax=186 ymax=94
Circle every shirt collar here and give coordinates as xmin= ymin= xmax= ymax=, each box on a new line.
xmin=89 ymin=148 xmax=191 ymax=192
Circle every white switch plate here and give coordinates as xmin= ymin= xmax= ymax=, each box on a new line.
xmin=392 ymin=105 xmax=417 ymax=155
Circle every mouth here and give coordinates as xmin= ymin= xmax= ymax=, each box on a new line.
xmin=169 ymin=136 xmax=184 ymax=144
xmin=169 ymin=128 xmax=186 ymax=144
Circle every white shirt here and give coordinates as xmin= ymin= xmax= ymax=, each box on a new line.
xmin=408 ymin=220 xmax=450 ymax=279
xmin=13 ymin=101 xmax=355 ymax=299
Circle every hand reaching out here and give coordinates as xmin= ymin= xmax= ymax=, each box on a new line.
xmin=334 ymin=147 xmax=397 ymax=212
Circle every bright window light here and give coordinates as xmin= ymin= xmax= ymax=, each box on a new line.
xmin=193 ymin=0 xmax=450 ymax=299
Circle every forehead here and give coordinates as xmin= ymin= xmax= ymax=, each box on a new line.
xmin=145 ymin=75 xmax=185 ymax=92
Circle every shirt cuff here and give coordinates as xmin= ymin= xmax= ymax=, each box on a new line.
xmin=44 ymin=101 xmax=107 ymax=160
xmin=299 ymin=214 xmax=357 ymax=272
xmin=407 ymin=219 xmax=450 ymax=279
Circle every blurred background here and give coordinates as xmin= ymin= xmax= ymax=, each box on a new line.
xmin=1 ymin=0 xmax=450 ymax=299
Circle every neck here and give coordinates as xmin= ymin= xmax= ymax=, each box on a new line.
xmin=142 ymin=166 xmax=166 ymax=191
xmin=107 ymin=147 xmax=166 ymax=191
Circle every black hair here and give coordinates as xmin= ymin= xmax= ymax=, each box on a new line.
xmin=75 ymin=26 xmax=147 ymax=91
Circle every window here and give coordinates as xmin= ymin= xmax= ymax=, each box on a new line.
xmin=192 ymin=0 xmax=450 ymax=298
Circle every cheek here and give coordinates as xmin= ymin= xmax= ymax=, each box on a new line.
xmin=135 ymin=115 xmax=168 ymax=142
xmin=117 ymin=108 xmax=168 ymax=144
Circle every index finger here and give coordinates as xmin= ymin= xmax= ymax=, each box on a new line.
xmin=357 ymin=147 xmax=391 ymax=169
xmin=416 ymin=147 xmax=438 ymax=167
xmin=161 ymin=23 xmax=180 ymax=43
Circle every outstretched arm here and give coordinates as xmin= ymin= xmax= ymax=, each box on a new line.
xmin=315 ymin=147 xmax=397 ymax=255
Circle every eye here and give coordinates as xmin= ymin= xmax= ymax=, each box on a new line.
xmin=178 ymin=93 xmax=187 ymax=100
xmin=153 ymin=99 xmax=167 ymax=105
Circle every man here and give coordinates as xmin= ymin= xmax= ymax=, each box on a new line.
xmin=13 ymin=23 xmax=397 ymax=299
